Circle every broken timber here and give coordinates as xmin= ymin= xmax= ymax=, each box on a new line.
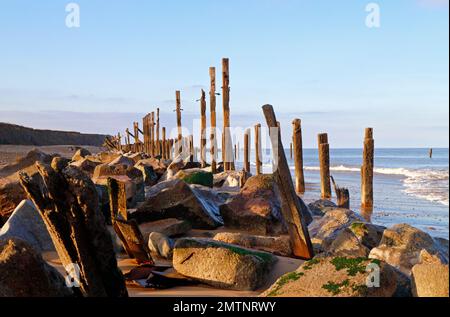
xmin=19 ymin=163 xmax=128 ymax=297
xmin=262 ymin=104 xmax=314 ymax=259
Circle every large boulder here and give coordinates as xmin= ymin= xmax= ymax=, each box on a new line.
xmin=173 ymin=238 xmax=277 ymax=291
xmin=161 ymin=155 xmax=201 ymax=181
xmin=0 ymin=180 xmax=27 ymax=226
xmin=213 ymin=232 xmax=292 ymax=257
xmin=134 ymin=164 xmax=159 ymax=186
xmin=92 ymin=163 xmax=145 ymax=208
xmin=307 ymin=199 xmax=337 ymax=217
xmin=135 ymin=158 xmax=170 ymax=179
xmin=108 ymin=155 xmax=135 ymax=167
xmin=369 ymin=224 xmax=448 ymax=275
xmin=70 ymin=158 xmax=100 ymax=177
xmin=263 ymin=256 xmax=409 ymax=297
xmin=147 ymin=232 xmax=174 ymax=259
xmin=95 ymin=151 xmax=121 ymax=164
xmin=0 ymin=238 xmax=73 ymax=297
xmin=140 ymin=218 xmax=191 ymax=238
xmin=325 ymin=228 xmax=370 ymax=258
xmin=308 ymin=208 xmax=364 ymax=254
xmin=411 ymin=250 xmax=449 ymax=297
xmin=0 ymin=200 xmax=54 ymax=253
xmin=213 ymin=171 xmax=243 ymax=190
xmin=0 ymin=150 xmax=52 ymax=224
xmin=174 ymin=169 xmax=213 ymax=188
xmin=71 ymin=148 xmax=91 ymax=162
xmin=132 ymin=179 xmax=223 ymax=229
xmin=348 ymin=222 xmax=385 ymax=250
xmin=124 ymin=152 xmax=147 ymax=164
xmin=220 ymin=174 xmax=312 ymax=235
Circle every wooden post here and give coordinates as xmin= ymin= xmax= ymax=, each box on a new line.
xmin=133 ymin=122 xmax=140 ymax=153
xmin=200 ymin=89 xmax=207 ymax=167
xmin=290 ymin=142 xmax=293 ymax=159
xmin=150 ymin=112 xmax=155 ymax=157
xmin=244 ymin=129 xmax=250 ymax=173
xmin=292 ymin=119 xmax=305 ymax=194
xmin=331 ymin=176 xmax=350 ymax=209
xmin=176 ymin=90 xmax=183 ymax=156
xmin=262 ymin=104 xmax=314 ymax=259
xmin=162 ymin=127 xmax=167 ymax=160
xmin=19 ymin=163 xmax=128 ymax=297
xmin=318 ymin=133 xmax=331 ymax=199
xmin=117 ymin=133 xmax=122 ymax=152
xmin=189 ymin=135 xmax=194 ymax=163
xmin=156 ymin=108 xmax=160 ymax=156
xmin=209 ymin=67 xmax=217 ymax=173
xmin=361 ymin=128 xmax=374 ymax=211
xmin=429 ymin=148 xmax=433 ymax=159
xmin=255 ymin=124 xmax=262 ymax=175
xmin=126 ymin=128 xmax=131 ymax=149
xmin=107 ymin=178 xmax=128 ymax=222
xmin=222 ymin=58 xmax=234 ymax=171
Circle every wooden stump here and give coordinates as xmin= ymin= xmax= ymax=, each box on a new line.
xmin=255 ymin=124 xmax=262 ymax=175
xmin=361 ymin=128 xmax=374 ymax=211
xmin=292 ymin=119 xmax=305 ymax=194
xmin=209 ymin=67 xmax=217 ymax=173
xmin=318 ymin=133 xmax=331 ymax=199
xmin=244 ymin=128 xmax=250 ymax=173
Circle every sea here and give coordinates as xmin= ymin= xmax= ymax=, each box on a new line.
xmin=232 ymin=148 xmax=449 ymax=239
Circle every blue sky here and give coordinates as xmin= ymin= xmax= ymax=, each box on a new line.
xmin=0 ymin=0 xmax=448 ymax=148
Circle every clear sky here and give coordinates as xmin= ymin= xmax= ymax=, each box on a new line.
xmin=0 ymin=0 xmax=448 ymax=148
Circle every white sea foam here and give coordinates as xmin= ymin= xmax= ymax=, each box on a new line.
xmin=300 ymin=165 xmax=449 ymax=206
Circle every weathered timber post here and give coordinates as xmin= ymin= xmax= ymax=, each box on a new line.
xmin=107 ymin=178 xmax=128 ymax=222
xmin=262 ymin=104 xmax=314 ymax=259
xmin=429 ymin=148 xmax=433 ymax=159
xmin=162 ymin=127 xmax=167 ymax=160
xmin=244 ymin=128 xmax=250 ymax=173
xmin=133 ymin=122 xmax=140 ymax=152
xmin=150 ymin=112 xmax=155 ymax=157
xmin=318 ymin=133 xmax=331 ymax=199
xmin=290 ymin=142 xmax=293 ymax=159
xmin=255 ymin=123 xmax=262 ymax=175
xmin=222 ymin=58 xmax=234 ymax=171
xmin=331 ymin=176 xmax=350 ymax=209
xmin=19 ymin=163 xmax=128 ymax=297
xmin=209 ymin=67 xmax=217 ymax=173
xmin=142 ymin=115 xmax=147 ymax=154
xmin=117 ymin=133 xmax=122 ymax=152
xmin=200 ymin=89 xmax=207 ymax=167
xmin=176 ymin=90 xmax=183 ymax=156
xmin=156 ymin=108 xmax=160 ymax=156
xmin=189 ymin=135 xmax=194 ymax=163
xmin=361 ymin=128 xmax=374 ymax=211
xmin=126 ymin=128 xmax=131 ymax=148
xmin=292 ymin=119 xmax=305 ymax=194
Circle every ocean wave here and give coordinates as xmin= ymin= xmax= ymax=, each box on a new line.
xmin=301 ymin=165 xmax=449 ymax=206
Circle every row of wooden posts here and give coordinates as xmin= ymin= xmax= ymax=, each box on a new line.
xmin=105 ymin=58 xmax=374 ymax=212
